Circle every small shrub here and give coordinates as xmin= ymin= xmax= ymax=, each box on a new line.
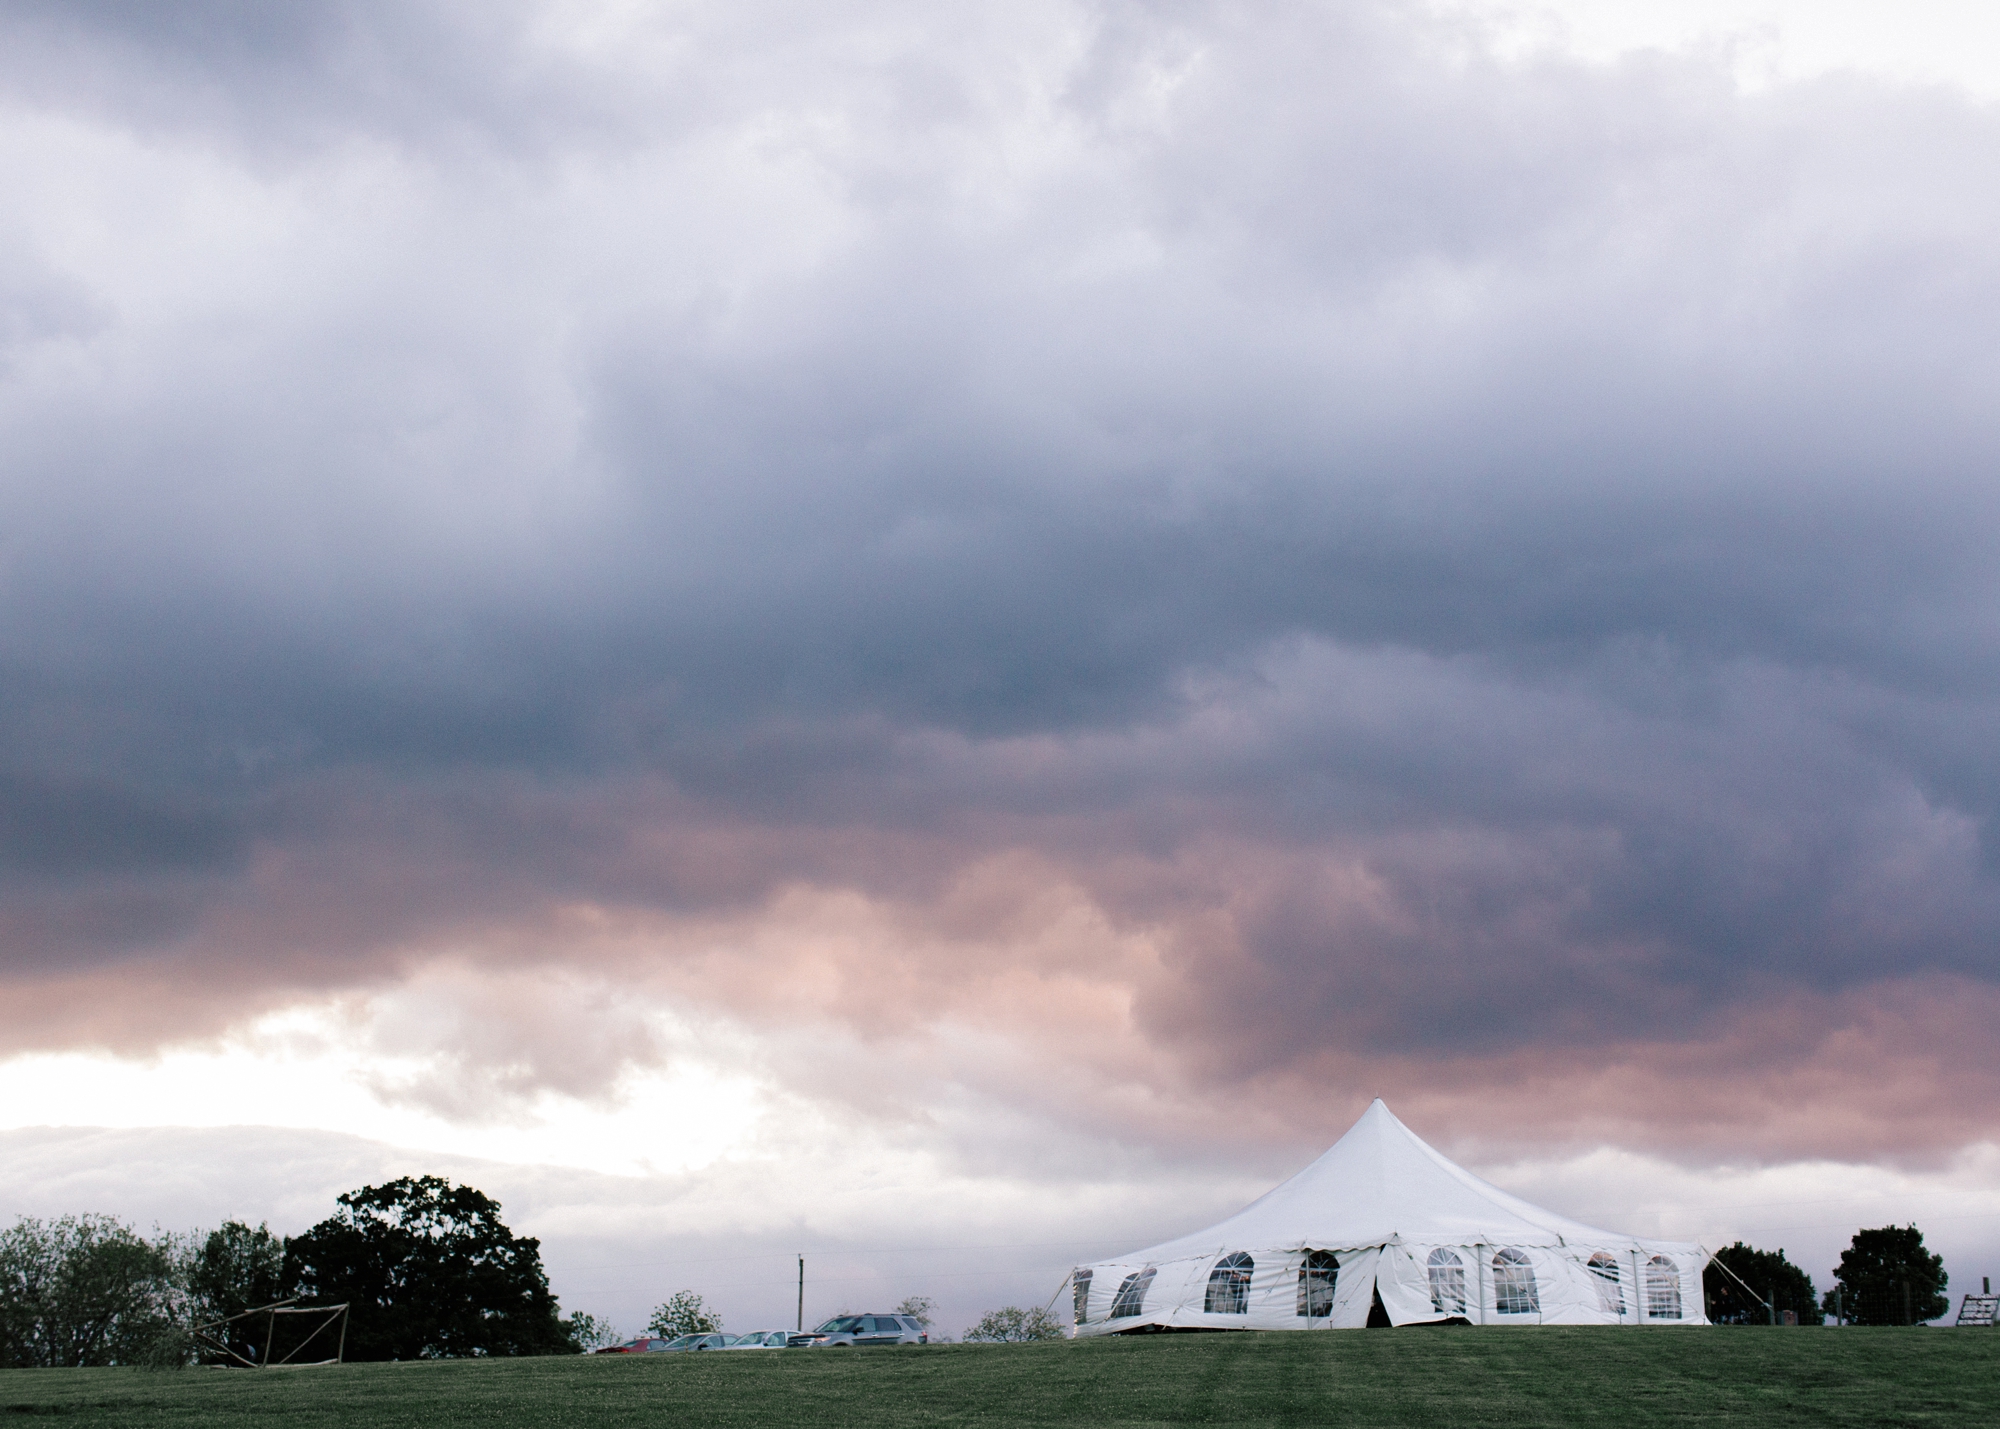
xmin=962 ymin=1306 xmax=1065 ymax=1343
xmin=561 ymin=1312 xmax=621 ymax=1352
xmin=647 ymin=1291 xmax=721 ymax=1338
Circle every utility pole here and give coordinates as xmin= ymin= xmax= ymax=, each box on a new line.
xmin=797 ymin=1255 xmax=805 ymax=1333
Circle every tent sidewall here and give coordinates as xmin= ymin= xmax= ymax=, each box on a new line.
xmin=1072 ymin=1243 xmax=1709 ymax=1335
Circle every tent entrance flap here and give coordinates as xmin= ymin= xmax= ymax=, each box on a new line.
xmin=1326 ymin=1248 xmax=1378 ymax=1328
xmin=1376 ymin=1243 xmax=1448 ymax=1325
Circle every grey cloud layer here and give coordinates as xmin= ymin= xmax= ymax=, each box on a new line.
xmin=2 ymin=0 xmax=1998 ymax=1147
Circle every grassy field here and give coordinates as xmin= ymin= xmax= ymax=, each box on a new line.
xmin=1 ymin=1328 xmax=1995 ymax=1428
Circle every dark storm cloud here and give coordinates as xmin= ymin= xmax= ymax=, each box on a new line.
xmin=0 ymin=0 xmax=581 ymax=153
xmin=0 ymin=772 xmax=242 ymax=876
xmin=1 ymin=0 xmax=1998 ymax=1149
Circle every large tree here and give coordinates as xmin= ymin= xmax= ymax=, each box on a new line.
xmin=1828 ymin=1225 xmax=1948 ymax=1325
xmin=1702 ymin=1242 xmax=1822 ymax=1325
xmin=284 ymin=1176 xmax=570 ymax=1360
xmin=0 ymin=1215 xmax=178 ymax=1368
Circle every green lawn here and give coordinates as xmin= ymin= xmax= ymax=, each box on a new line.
xmin=2 ymin=1329 xmax=1994 ymax=1428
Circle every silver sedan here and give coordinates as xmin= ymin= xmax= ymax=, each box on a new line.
xmin=723 ymin=1329 xmax=798 ymax=1349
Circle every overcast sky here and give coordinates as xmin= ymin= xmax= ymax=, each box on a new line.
xmin=2 ymin=0 xmax=1998 ymax=1336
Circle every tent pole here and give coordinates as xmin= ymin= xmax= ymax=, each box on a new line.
xmin=1476 ymin=1244 xmax=1487 ymax=1326
xmin=1702 ymin=1246 xmax=1773 ymax=1324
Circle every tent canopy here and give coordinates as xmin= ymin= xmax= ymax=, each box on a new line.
xmin=1073 ymin=1099 xmax=1708 ymax=1332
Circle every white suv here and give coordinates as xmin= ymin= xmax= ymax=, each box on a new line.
xmin=797 ymin=1314 xmax=928 ymax=1347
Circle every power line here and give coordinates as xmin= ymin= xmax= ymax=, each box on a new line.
xmin=563 ymin=1265 xmax=1078 ymax=1294
xmin=1677 ymin=1209 xmax=2000 ymax=1237
xmin=1628 ymin=1187 xmax=2000 ymax=1216
xmin=550 ymin=1238 xmax=1119 ymax=1274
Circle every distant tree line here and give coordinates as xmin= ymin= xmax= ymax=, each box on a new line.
xmin=2 ymin=1194 xmax=1957 ymax=1368
xmin=0 ymin=1176 xmax=603 ymax=1367
xmin=1704 ymin=1224 xmax=1949 ymax=1326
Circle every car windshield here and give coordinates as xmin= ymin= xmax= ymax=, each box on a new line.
xmin=663 ymin=1336 xmax=697 ymax=1349
xmin=817 ymin=1316 xmax=865 ymax=1333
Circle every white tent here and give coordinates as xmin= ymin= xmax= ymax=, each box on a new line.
xmin=1073 ymin=1100 xmax=1709 ymax=1333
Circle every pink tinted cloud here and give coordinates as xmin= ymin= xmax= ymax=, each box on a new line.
xmin=5 ymin=755 xmax=1994 ymax=1170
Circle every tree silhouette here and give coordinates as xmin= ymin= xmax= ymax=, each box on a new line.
xmin=1828 ymin=1225 xmax=1947 ymax=1325
xmin=285 ymin=1176 xmax=569 ymax=1360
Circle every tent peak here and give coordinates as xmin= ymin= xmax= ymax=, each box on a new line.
xmin=1346 ymin=1097 xmax=1412 ymax=1137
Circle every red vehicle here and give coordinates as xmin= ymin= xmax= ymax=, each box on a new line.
xmin=593 ymin=1336 xmax=681 ymax=1354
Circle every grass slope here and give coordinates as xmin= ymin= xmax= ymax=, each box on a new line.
xmin=2 ymin=1329 xmax=1996 ymax=1428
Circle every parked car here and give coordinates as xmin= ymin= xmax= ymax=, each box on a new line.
xmin=724 ymin=1329 xmax=797 ymax=1349
xmin=594 ymin=1336 xmax=682 ymax=1354
xmin=795 ymin=1314 xmax=929 ymax=1347
xmin=676 ymin=1333 xmax=734 ymax=1351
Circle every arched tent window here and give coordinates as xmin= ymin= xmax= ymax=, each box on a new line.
xmin=1296 ymin=1250 xmax=1337 ymax=1318
xmin=1427 ymin=1248 xmax=1467 ymax=1316
xmin=1492 ymin=1248 xmax=1540 ymax=1315
xmin=1110 ymin=1267 xmax=1157 ymax=1319
xmin=1586 ymin=1253 xmax=1625 ymax=1315
xmin=1645 ymin=1255 xmax=1683 ymax=1320
xmin=1073 ymin=1269 xmax=1093 ymax=1325
xmin=1205 ymin=1252 xmax=1253 ymax=1314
